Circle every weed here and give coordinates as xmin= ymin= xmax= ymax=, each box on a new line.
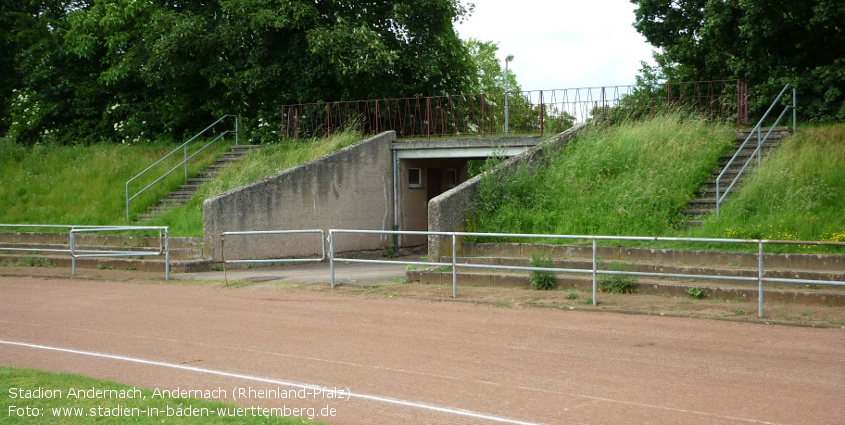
xmin=529 ymin=253 xmax=556 ymax=290
xmin=125 ymin=267 xmax=137 ymax=271
xmin=382 ymin=243 xmax=396 ymax=259
xmin=494 ymin=299 xmax=513 ymax=308
xmin=405 ymin=264 xmax=418 ymax=271
xmin=734 ymin=308 xmax=745 ymax=315
xmin=686 ymin=287 xmax=707 ymax=300
xmin=599 ymin=262 xmax=638 ymax=294
xmin=210 ymin=265 xmax=223 ymax=272
xmin=96 ymin=264 xmax=106 ymax=270
xmin=11 ymin=257 xmax=54 ymax=267
xmin=565 ymin=290 xmax=579 ymax=300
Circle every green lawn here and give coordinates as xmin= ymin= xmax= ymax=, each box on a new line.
xmin=1 ymin=366 xmax=329 ymax=424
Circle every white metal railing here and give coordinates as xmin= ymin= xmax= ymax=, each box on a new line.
xmin=219 ymin=229 xmax=325 ymax=285
xmin=716 ymin=84 xmax=796 ymax=216
xmin=0 ymin=224 xmax=170 ymax=279
xmin=125 ymin=114 xmax=238 ymax=220
xmin=328 ymin=229 xmax=845 ymax=318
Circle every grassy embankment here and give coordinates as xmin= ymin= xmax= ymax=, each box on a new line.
xmin=2 ymin=116 xmax=844 ymax=250
xmin=468 ymin=114 xmax=845 ymax=252
xmin=0 ymin=130 xmax=360 ymax=236
xmin=0 ymin=366 xmax=327 ymax=424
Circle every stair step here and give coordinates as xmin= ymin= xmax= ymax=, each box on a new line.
xmin=682 ymin=208 xmax=714 ymax=215
xmin=134 ymin=144 xmax=260 ymax=222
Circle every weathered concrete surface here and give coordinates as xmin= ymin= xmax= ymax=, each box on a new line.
xmin=203 ymin=132 xmax=395 ymax=261
xmin=392 ymin=136 xmax=541 ymax=159
xmin=426 ymin=124 xmax=587 ymax=260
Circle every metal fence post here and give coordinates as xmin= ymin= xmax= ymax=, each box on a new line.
xmin=329 ymin=232 xmax=336 ymax=289
xmin=792 ymin=86 xmax=797 ymax=134
xmin=164 ymin=227 xmax=170 ymax=280
xmin=592 ymin=238 xmax=598 ymax=305
xmin=758 ymin=241 xmax=764 ymax=318
xmin=452 ymin=234 xmax=457 ymax=298
xmin=184 ymin=145 xmax=188 ymax=181
xmin=70 ymin=230 xmax=76 ymax=277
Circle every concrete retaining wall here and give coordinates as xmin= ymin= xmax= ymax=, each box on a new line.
xmin=426 ymin=124 xmax=587 ymax=260
xmin=203 ymin=132 xmax=396 ymax=261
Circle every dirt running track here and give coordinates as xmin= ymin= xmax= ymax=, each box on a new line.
xmin=1 ymin=275 xmax=844 ymax=425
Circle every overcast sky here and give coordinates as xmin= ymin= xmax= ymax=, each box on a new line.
xmin=455 ymin=0 xmax=657 ymax=91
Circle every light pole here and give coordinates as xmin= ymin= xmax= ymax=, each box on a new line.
xmin=504 ymin=54 xmax=514 ymax=135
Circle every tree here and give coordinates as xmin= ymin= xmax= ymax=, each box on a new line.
xmin=464 ymin=38 xmax=521 ymax=95
xmin=3 ymin=0 xmax=479 ymax=145
xmin=631 ymin=0 xmax=845 ymax=121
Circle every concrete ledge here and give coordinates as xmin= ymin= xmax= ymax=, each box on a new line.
xmin=406 ymin=270 xmax=845 ymax=307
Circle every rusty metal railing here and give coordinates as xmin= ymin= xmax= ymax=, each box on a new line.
xmin=280 ymin=80 xmax=749 ymax=139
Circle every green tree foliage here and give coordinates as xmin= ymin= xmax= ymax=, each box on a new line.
xmin=464 ymin=38 xmax=521 ymax=94
xmin=2 ymin=0 xmax=478 ymax=145
xmin=631 ymin=0 xmax=845 ymax=121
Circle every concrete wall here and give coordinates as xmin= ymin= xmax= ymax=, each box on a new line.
xmin=203 ymin=132 xmax=395 ymax=261
xmin=427 ymin=124 xmax=587 ymax=260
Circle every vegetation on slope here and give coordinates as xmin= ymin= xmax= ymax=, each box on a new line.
xmin=469 ymin=115 xmax=845 ymax=251
xmin=0 ymin=129 xmax=359 ymax=236
xmin=468 ymin=113 xmax=735 ymax=237
xmin=689 ymin=124 xmax=845 ymax=244
xmin=0 ymin=138 xmax=230 ymax=226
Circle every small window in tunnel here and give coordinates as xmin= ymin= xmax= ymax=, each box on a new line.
xmin=408 ymin=168 xmax=422 ymax=188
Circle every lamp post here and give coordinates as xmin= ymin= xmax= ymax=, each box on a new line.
xmin=504 ymin=54 xmax=514 ymax=135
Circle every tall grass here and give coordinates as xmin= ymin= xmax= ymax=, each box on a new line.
xmin=0 ymin=137 xmax=230 ymax=226
xmin=143 ymin=129 xmax=363 ymax=236
xmin=687 ymin=124 xmax=845 ymax=248
xmin=469 ymin=113 xmax=735 ymax=238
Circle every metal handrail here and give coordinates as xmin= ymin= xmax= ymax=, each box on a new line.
xmin=328 ymin=228 xmax=845 ymax=318
xmin=0 ymin=224 xmax=170 ymax=279
xmin=125 ymin=115 xmax=239 ymax=220
xmin=716 ymin=85 xmax=796 ymax=216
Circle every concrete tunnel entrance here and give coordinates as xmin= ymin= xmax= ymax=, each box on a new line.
xmin=392 ymin=136 xmax=541 ymax=247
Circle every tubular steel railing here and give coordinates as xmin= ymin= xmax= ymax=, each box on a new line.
xmin=716 ymin=84 xmax=796 ymax=216
xmin=0 ymin=224 xmax=170 ymax=279
xmin=219 ymin=229 xmax=326 ymax=286
xmin=125 ymin=115 xmax=238 ymax=220
xmin=280 ymin=80 xmax=748 ymax=139
xmin=327 ymin=229 xmax=845 ymax=318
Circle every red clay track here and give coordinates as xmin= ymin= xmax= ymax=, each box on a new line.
xmin=1 ymin=275 xmax=844 ymax=424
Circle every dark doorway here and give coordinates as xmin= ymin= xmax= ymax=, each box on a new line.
xmin=427 ymin=167 xmax=442 ymax=201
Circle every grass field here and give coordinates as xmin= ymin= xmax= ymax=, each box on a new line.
xmin=0 ymin=366 xmax=326 ymax=424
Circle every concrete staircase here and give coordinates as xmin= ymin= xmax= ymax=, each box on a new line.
xmin=136 ymin=144 xmax=260 ymax=221
xmin=683 ymin=127 xmax=792 ymax=226
xmin=407 ymin=242 xmax=845 ymax=306
xmin=0 ymin=232 xmax=212 ymax=273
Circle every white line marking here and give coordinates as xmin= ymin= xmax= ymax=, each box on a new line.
xmin=1 ymin=322 xmax=788 ymax=425
xmin=0 ymin=340 xmax=541 ymax=425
